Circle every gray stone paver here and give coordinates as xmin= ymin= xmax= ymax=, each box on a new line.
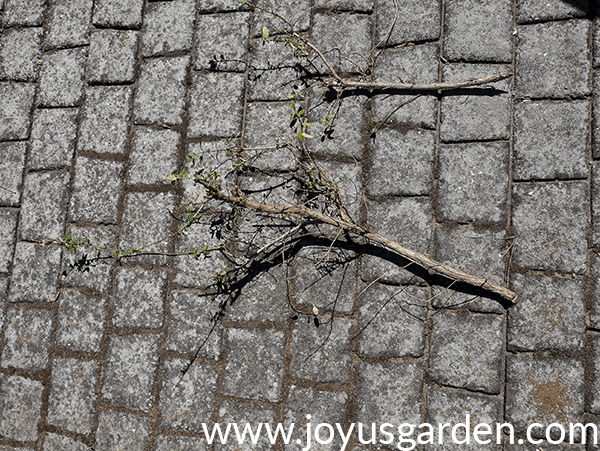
xmin=2 ymin=1 xmax=599 ymax=446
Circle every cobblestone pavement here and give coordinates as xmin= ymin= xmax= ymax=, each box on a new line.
xmin=1 ymin=0 xmax=600 ymax=450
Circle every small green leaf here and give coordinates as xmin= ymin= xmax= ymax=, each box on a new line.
xmin=262 ymin=26 xmax=269 ymax=40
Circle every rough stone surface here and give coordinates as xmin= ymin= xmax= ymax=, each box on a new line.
xmin=56 ymin=289 xmax=107 ymax=353
xmin=361 ymin=198 xmax=432 ymax=284
xmin=594 ymin=162 xmax=600 ymax=246
xmin=37 ymin=48 xmax=87 ymax=107
xmin=0 ymin=82 xmax=35 ymax=140
xmin=372 ymin=43 xmax=439 ymax=129
xmin=356 ymin=361 xmax=424 ymax=440
xmin=216 ymin=401 xmax=277 ymax=451
xmin=222 ymin=328 xmax=285 ymax=402
xmin=102 ymin=334 xmax=159 ymax=413
xmin=42 ymin=433 xmax=91 ymax=451
xmin=512 ymin=181 xmax=587 ymax=273
xmin=506 ymin=355 xmax=585 ymax=440
xmin=516 ymin=0 xmax=590 ymax=23
xmin=113 ymin=266 xmax=167 ymax=329
xmin=441 ymin=64 xmax=512 ymax=142
xmin=195 ymin=13 xmax=249 ymax=72
xmin=514 ymin=99 xmax=589 ymax=181
xmin=592 ymin=252 xmax=600 ymax=328
xmin=134 ymin=57 xmax=189 ymax=125
xmin=1 ymin=307 xmax=53 ymax=371
xmin=367 ymin=128 xmax=435 ymax=196
xmin=141 ymin=0 xmax=196 ymax=56
xmin=249 ymin=0 xmax=310 ymax=37
xmin=0 ymin=28 xmax=43 ymax=81
xmin=290 ymin=318 xmax=352 ymax=383
xmin=426 ymin=387 xmax=503 ymax=450
xmin=283 ymin=387 xmax=348 ymax=451
xmin=19 ymin=171 xmax=69 ymax=241
xmin=376 ymin=0 xmax=441 ymax=45
xmin=2 ymin=0 xmax=45 ymax=26
xmin=29 ymin=108 xmax=78 ymax=170
xmin=92 ymin=0 xmax=144 ymax=27
xmin=167 ymin=291 xmax=223 ymax=359
xmin=87 ymin=30 xmax=139 ymax=83
xmin=8 ymin=242 xmax=61 ymax=303
xmin=158 ymin=358 xmax=218 ymax=433
xmin=358 ymin=283 xmax=427 ymax=357
xmin=128 ymin=128 xmax=180 ymax=186
xmin=444 ymin=0 xmax=512 ymax=62
xmin=61 ymin=224 xmax=116 ymax=293
xmin=312 ymin=14 xmax=372 ymax=74
xmin=0 ymin=209 xmax=18 ymax=273
xmin=79 ymin=86 xmax=133 ymax=154
xmin=45 ymin=0 xmax=93 ymax=49
xmin=515 ymin=20 xmax=591 ymax=98
xmin=119 ymin=191 xmax=176 ymax=265
xmin=508 ymin=274 xmax=586 ymax=352
xmin=0 ymin=142 xmax=26 ymax=207
xmin=0 ymin=374 xmax=44 ymax=442
xmin=188 ymin=72 xmax=245 ymax=137
xmin=46 ymin=357 xmax=98 ymax=434
xmin=432 ymin=225 xmax=506 ymax=314
xmin=429 ymin=311 xmax=504 ymax=394
xmin=154 ymin=436 xmax=208 ymax=451
xmin=69 ymin=156 xmax=124 ymax=224
xmin=590 ymin=333 xmax=600 ymax=415
xmin=95 ymin=410 xmax=150 ymax=451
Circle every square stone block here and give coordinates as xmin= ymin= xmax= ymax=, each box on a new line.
xmin=61 ymin=224 xmax=116 ymax=293
xmin=514 ymin=99 xmax=589 ymax=181
xmin=516 ymin=0 xmax=590 ymax=23
xmin=515 ymin=20 xmax=591 ymax=98
xmin=356 ymin=361 xmax=424 ymax=440
xmin=188 ymin=72 xmax=245 ymax=137
xmin=20 ymin=171 xmax=69 ymax=241
xmin=367 ymin=128 xmax=435 ymax=196
xmin=38 ymin=48 xmax=86 ymax=107
xmin=0 ymin=142 xmax=26 ymax=207
xmin=290 ymin=317 xmax=352 ymax=383
xmin=432 ymin=225 xmax=506 ymax=314
xmin=79 ymin=85 xmax=132 ymax=154
xmin=45 ymin=0 xmax=93 ymax=49
xmin=318 ymin=160 xmax=363 ymax=220
xmin=134 ymin=57 xmax=189 ymax=125
xmin=113 ymin=266 xmax=167 ymax=329
xmin=441 ymin=64 xmax=512 ymax=142
xmin=376 ymin=0 xmax=441 ymax=45
xmin=0 ymin=28 xmax=43 ymax=81
xmin=249 ymin=0 xmax=310 ymax=37
xmin=508 ymin=274 xmax=586 ymax=352
xmin=283 ymin=387 xmax=348 ymax=451
xmin=47 ymin=358 xmax=98 ymax=434
xmin=102 ymin=334 xmax=159 ymax=413
xmin=195 ymin=13 xmax=249 ymax=72
xmin=443 ymin=0 xmax=513 ymax=62
xmin=128 ymin=128 xmax=179 ymax=186
xmin=87 ymin=30 xmax=139 ymax=83
xmin=167 ymin=290 xmax=223 ymax=359
xmin=158 ymin=358 xmax=218 ymax=433
xmin=361 ymin=198 xmax=432 ymax=285
xmin=9 ymin=242 xmax=61 ymax=303
xmin=512 ymin=181 xmax=587 ymax=273
xmin=0 ymin=375 xmax=44 ymax=442
xmin=429 ymin=310 xmax=504 ymax=394
xmin=1 ymin=307 xmax=53 ymax=371
xmin=42 ymin=433 xmax=91 ymax=451
xmin=0 ymin=82 xmax=35 ymax=139
xmin=358 ymin=283 xmax=427 ymax=357
xmin=141 ymin=0 xmax=196 ymax=56
xmin=505 ymin=354 xmax=585 ymax=440
xmin=56 ymin=288 xmax=107 ymax=353
xmin=69 ymin=156 xmax=124 ymax=224
xmin=312 ymin=13 xmax=372 ymax=74
xmin=95 ymin=410 xmax=150 ymax=451
xmin=0 ymin=209 xmax=18 ymax=273
xmin=29 ymin=108 xmax=78 ymax=170
xmin=372 ymin=43 xmax=439 ymax=129
xmin=2 ymin=0 xmax=45 ymax=26
xmin=222 ymin=328 xmax=285 ymax=402
xmin=92 ymin=0 xmax=144 ymax=27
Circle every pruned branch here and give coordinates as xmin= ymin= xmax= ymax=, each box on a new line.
xmin=198 ymin=180 xmax=518 ymax=304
